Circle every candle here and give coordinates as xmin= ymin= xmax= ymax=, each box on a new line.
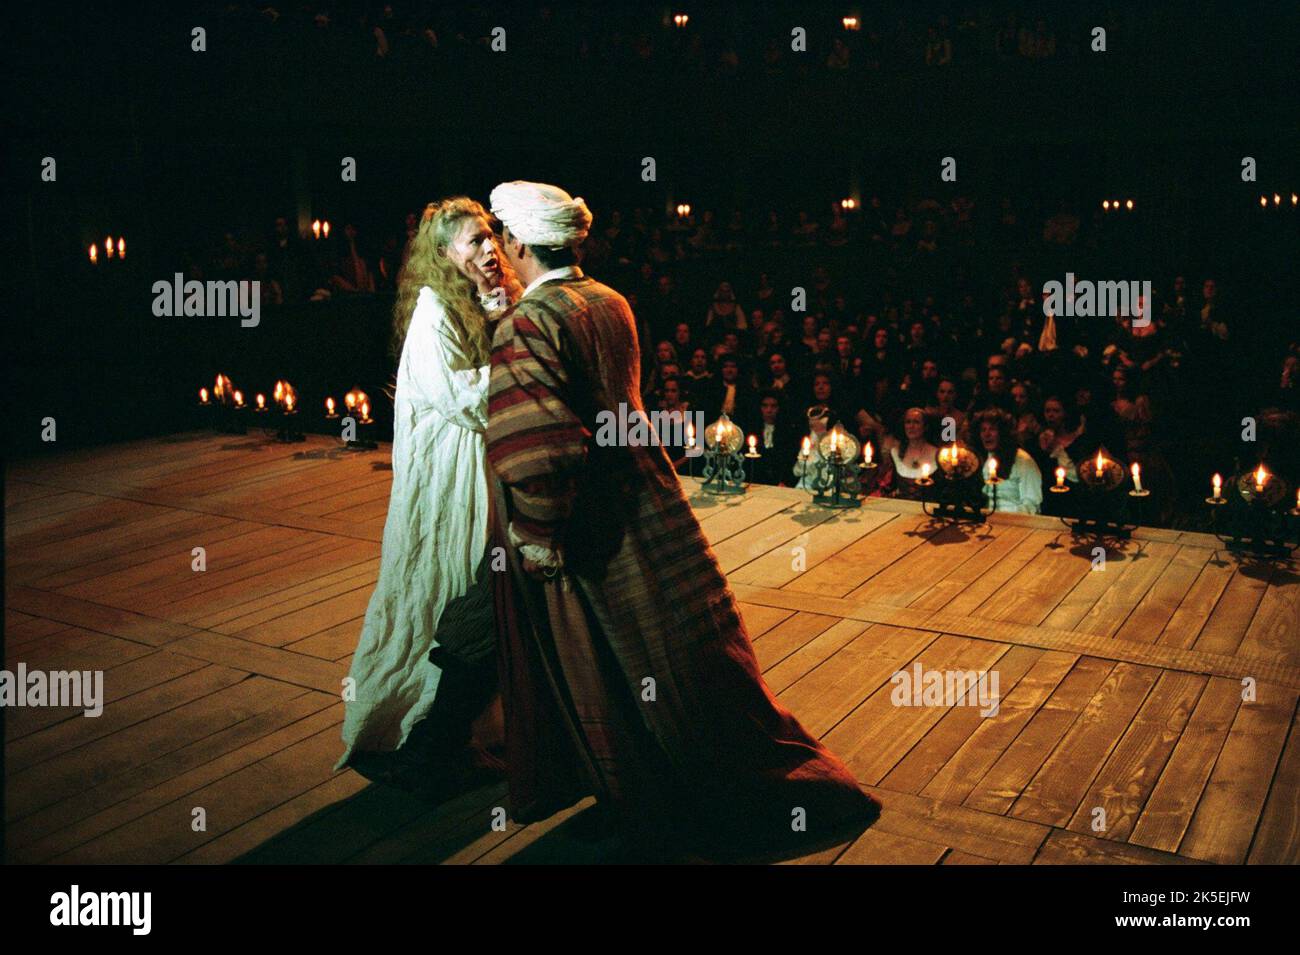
xmin=256 ymin=393 xmax=267 ymax=410
xmin=1055 ymin=466 xmax=1066 ymax=487
xmin=747 ymin=434 xmax=757 ymax=454
xmin=326 ymin=397 xmax=336 ymax=415
xmin=105 ymin=236 xmax=115 ymax=259
xmin=986 ymin=456 xmax=998 ymax=480
xmin=686 ymin=420 xmax=696 ymax=448
xmin=233 ymin=390 xmax=244 ymax=407
xmin=322 ymin=220 xmax=331 ymax=238
xmin=801 ymin=436 xmax=811 ymax=460
xmin=863 ymin=441 xmax=873 ymax=465
xmin=89 ymin=243 xmax=98 ymax=264
xmin=1212 ymin=473 xmax=1222 ymax=499
xmin=1254 ymin=464 xmax=1268 ymax=493
xmin=830 ymin=429 xmax=839 ymax=454
xmin=312 ymin=220 xmax=321 ymax=239
xmin=199 ymin=387 xmax=209 ymax=404
xmin=360 ymin=400 xmax=371 ymax=421
xmin=1131 ymin=462 xmax=1143 ymax=492
xmin=285 ymin=392 xmax=296 ymax=412
xmin=345 ymin=392 xmax=356 ymax=410
xmin=117 ymin=237 xmax=125 ymax=259
xmin=1095 ymin=449 xmax=1106 ymax=473
xmin=920 ymin=462 xmax=932 ymax=480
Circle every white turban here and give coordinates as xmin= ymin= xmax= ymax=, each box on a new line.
xmin=490 ymin=180 xmax=593 ymax=249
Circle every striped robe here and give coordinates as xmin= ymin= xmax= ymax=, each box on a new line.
xmin=487 ymin=272 xmax=879 ymax=855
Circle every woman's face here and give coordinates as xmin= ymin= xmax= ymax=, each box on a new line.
xmin=979 ymin=421 xmax=1000 ymax=451
xmin=813 ymin=377 xmax=832 ymax=400
xmin=937 ymin=380 xmax=957 ymax=405
xmin=1011 ymin=384 xmax=1029 ymax=409
xmin=904 ymin=410 xmax=925 ymax=440
xmin=674 ymin=323 xmax=691 ymax=344
xmin=803 ymin=316 xmax=817 ymax=336
xmin=656 ymin=342 xmax=674 ymax=363
xmin=444 ymin=215 xmax=500 ymax=287
xmin=874 ymin=328 xmax=889 ymax=349
xmin=1043 ymin=399 xmax=1065 ymax=426
xmin=691 ymin=349 xmax=708 ymax=371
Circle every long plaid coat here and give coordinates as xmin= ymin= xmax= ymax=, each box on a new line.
xmin=487 ymin=272 xmax=878 ymax=854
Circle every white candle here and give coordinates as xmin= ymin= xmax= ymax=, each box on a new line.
xmin=801 ymin=436 xmax=811 ymax=460
xmin=863 ymin=442 xmax=873 ymax=465
xmin=986 ymin=456 xmax=998 ymax=480
xmin=1131 ymin=462 xmax=1143 ymax=492
xmin=920 ymin=462 xmax=932 ymax=480
xmin=1212 ymin=473 xmax=1222 ymax=500
xmin=1055 ymin=466 xmax=1066 ymax=487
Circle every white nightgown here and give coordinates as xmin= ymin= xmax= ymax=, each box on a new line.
xmin=336 ymin=286 xmax=492 ymax=768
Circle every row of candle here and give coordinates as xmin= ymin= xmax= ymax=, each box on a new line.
xmin=198 ymin=379 xmax=374 ymax=423
xmin=88 ymin=237 xmax=125 ymax=263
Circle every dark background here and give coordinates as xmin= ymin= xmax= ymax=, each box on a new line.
xmin=6 ymin=1 xmax=1299 ymax=455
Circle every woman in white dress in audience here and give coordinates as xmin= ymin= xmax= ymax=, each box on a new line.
xmin=975 ymin=407 xmax=1043 ymax=514
xmin=337 ymin=198 xmax=519 ymax=793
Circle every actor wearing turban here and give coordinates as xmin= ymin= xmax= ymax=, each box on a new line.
xmin=485 ymin=181 xmax=881 ymax=859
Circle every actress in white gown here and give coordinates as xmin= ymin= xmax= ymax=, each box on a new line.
xmin=337 ymin=198 xmax=515 ymax=774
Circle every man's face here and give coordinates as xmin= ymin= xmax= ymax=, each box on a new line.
xmin=496 ymin=224 xmax=529 ymax=282
xmin=691 ymin=349 xmax=708 ymax=372
xmin=817 ymin=329 xmax=832 ymax=351
xmin=1044 ymin=399 xmax=1065 ymax=426
xmin=722 ymin=362 xmax=739 ymax=383
xmin=937 ymin=380 xmax=956 ymax=405
xmin=1203 ymin=279 xmax=1216 ymax=301
xmin=1011 ymin=384 xmax=1029 ymax=408
xmin=922 ymin=360 xmax=938 ymax=380
xmin=675 ymin=323 xmax=691 ymax=344
xmin=988 ymin=368 xmax=1007 ymax=393
xmin=663 ymin=381 xmax=680 ymax=404
xmin=769 ymin=354 xmax=787 ymax=378
xmin=656 ymin=342 xmax=673 ymax=363
xmin=761 ymin=397 xmax=780 ymax=423
xmin=836 ymin=337 xmax=853 ymax=358
xmin=813 ymin=377 xmax=832 ymax=400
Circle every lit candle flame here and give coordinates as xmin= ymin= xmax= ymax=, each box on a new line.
xmin=1095 ymin=449 xmax=1106 ymax=473
xmin=1131 ymin=461 xmax=1142 ymax=492
xmin=199 ymin=387 xmax=209 ymax=403
xmin=234 ymin=390 xmax=244 ymax=407
xmin=285 ymin=392 xmax=295 ymax=412
xmin=312 ymin=219 xmax=321 ymax=239
xmin=801 ymin=436 xmax=811 ymax=459
xmin=863 ymin=441 xmax=873 ymax=465
xmin=1212 ymin=472 xmax=1222 ymax=499
xmin=105 ymin=236 xmax=115 ymax=258
xmin=1254 ymin=464 xmax=1268 ymax=492
xmin=256 ymin=393 xmax=266 ymax=409
xmin=89 ymin=243 xmax=98 ymax=264
xmin=322 ymin=220 xmax=331 ymax=238
xmin=117 ymin=237 xmax=125 ymax=259
xmin=360 ymin=400 xmax=370 ymax=419
xmin=345 ymin=392 xmax=356 ymax=409
xmin=1055 ymin=466 xmax=1066 ymax=487
xmin=920 ymin=462 xmax=932 ymax=480
xmin=986 ymin=456 xmax=998 ymax=480
xmin=326 ymin=397 xmax=336 ymax=414
xmin=747 ymin=434 xmax=757 ymax=453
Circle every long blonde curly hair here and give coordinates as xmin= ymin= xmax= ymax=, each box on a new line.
xmin=392 ymin=197 xmax=518 ymax=365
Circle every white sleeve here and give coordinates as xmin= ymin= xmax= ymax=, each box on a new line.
xmin=1015 ymin=451 xmax=1044 ymax=514
xmin=405 ymin=288 xmax=489 ymax=432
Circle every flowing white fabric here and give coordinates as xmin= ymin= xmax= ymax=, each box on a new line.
xmin=336 ymin=286 xmax=490 ymax=768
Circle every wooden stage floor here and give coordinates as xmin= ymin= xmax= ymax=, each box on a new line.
xmin=5 ymin=432 xmax=1298 ymax=865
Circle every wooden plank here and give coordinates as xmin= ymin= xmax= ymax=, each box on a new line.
xmin=1062 ymin=671 xmax=1206 ymax=842
xmin=1009 ymin=663 xmax=1164 ymax=827
xmin=1249 ymin=708 xmax=1300 ymax=864
xmin=731 ymin=509 xmax=894 ymax=589
xmin=862 ymin=785 xmax=1049 ymax=864
xmin=1128 ymin=677 xmax=1243 ymax=854
xmin=11 ymin=695 xmax=339 ymax=863
xmin=922 ymin=651 xmax=1078 ymax=805
xmin=776 ymin=625 xmax=938 ymax=739
xmin=880 ymin=645 xmax=1041 ymax=794
xmin=962 ymin=657 xmax=1115 ymax=815
xmin=750 ymin=611 xmax=840 ymax=672
xmin=1034 ymin=829 xmax=1206 ymax=864
xmin=834 ymin=827 xmax=948 ymax=864
xmin=1177 ymin=683 xmax=1297 ymax=864
xmin=784 ymin=513 xmax=947 ymax=599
